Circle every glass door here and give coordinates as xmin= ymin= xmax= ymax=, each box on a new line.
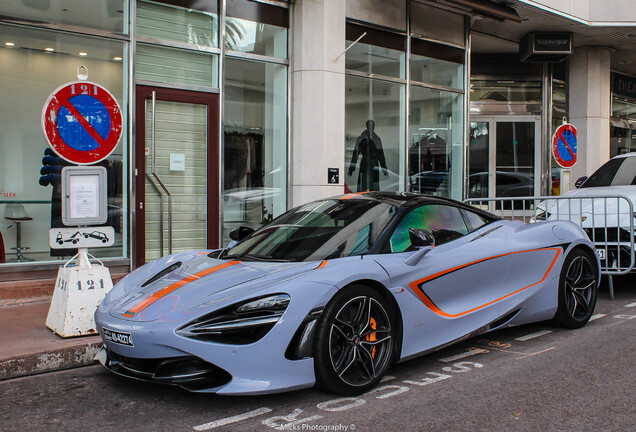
xmin=469 ymin=117 xmax=540 ymax=200
xmin=135 ymin=86 xmax=219 ymax=266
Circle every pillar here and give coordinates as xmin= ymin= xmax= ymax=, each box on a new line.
xmin=568 ymin=46 xmax=612 ymax=187
xmin=290 ymin=0 xmax=346 ymax=206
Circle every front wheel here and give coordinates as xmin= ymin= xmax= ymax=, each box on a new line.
xmin=553 ymin=248 xmax=598 ymax=328
xmin=313 ymin=285 xmax=395 ymax=395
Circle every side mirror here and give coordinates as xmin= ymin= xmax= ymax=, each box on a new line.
xmin=575 ymin=176 xmax=587 ymax=188
xmin=229 ymin=226 xmax=255 ymax=242
xmin=409 ymin=228 xmax=435 ymax=248
xmin=404 ymin=229 xmax=435 ymax=266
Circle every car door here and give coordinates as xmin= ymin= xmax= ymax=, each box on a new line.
xmin=373 ymin=204 xmax=514 ymax=359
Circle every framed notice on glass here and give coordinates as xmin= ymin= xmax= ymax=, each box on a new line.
xmin=61 ymin=166 xmax=108 ymax=226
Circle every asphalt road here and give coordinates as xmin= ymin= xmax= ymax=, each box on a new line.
xmin=2 ymin=278 xmax=635 ymax=432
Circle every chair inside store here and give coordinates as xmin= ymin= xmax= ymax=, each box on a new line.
xmin=3 ymin=203 xmax=33 ymax=262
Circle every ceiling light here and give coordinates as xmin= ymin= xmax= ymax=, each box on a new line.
xmin=79 ymin=52 xmax=87 ymax=56
xmin=113 ymin=56 xmax=122 ymax=61
xmin=5 ymin=42 xmax=15 ymax=46
xmin=45 ymin=47 xmax=54 ymax=52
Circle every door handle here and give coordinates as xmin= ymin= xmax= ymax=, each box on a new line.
xmin=149 ymin=91 xmax=173 ymax=255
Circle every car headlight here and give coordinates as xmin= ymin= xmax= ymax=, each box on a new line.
xmin=176 ymin=294 xmax=290 ymax=344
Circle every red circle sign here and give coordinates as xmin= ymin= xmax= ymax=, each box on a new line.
xmin=552 ymin=123 xmax=578 ymax=169
xmin=42 ymin=80 xmax=122 ymax=164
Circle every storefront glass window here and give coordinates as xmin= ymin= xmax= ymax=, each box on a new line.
xmin=610 ymin=126 xmax=636 ymax=157
xmin=226 ymin=0 xmax=288 ymax=59
xmin=223 ymin=58 xmax=287 ymax=243
xmin=610 ymin=94 xmax=636 ymax=157
xmin=471 ymin=80 xmax=541 ymax=102
xmin=0 ymin=0 xmax=128 ymax=34
xmin=409 ymin=86 xmax=464 ymax=200
xmin=136 ymin=43 xmax=218 ymax=88
xmin=411 ymin=39 xmax=464 ymax=89
xmin=137 ymin=0 xmax=218 ymax=49
xmin=345 ymin=25 xmax=405 ymax=79
xmin=0 ymin=24 xmax=128 ymax=265
xmin=344 ymin=76 xmax=406 ymax=193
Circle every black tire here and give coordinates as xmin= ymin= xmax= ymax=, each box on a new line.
xmin=314 ymin=285 xmax=395 ymax=395
xmin=553 ymin=248 xmax=598 ymax=328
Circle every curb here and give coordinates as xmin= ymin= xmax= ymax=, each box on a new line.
xmin=0 ymin=341 xmax=102 ymax=381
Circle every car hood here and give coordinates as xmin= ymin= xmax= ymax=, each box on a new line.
xmin=566 ymin=185 xmax=636 ymax=201
xmin=107 ymin=254 xmax=321 ymax=322
xmin=541 ymin=185 xmax=636 ymax=228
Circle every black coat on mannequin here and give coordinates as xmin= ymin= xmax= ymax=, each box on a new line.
xmin=347 ymin=120 xmax=388 ymax=191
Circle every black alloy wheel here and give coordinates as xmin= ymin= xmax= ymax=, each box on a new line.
xmin=314 ymin=285 xmax=395 ymax=395
xmin=554 ymin=248 xmax=598 ymax=328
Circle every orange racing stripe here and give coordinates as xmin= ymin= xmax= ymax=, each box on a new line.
xmin=315 ymin=260 xmax=328 ymax=269
xmin=339 ymin=192 xmax=371 ymax=200
xmin=409 ymin=248 xmax=562 ymax=318
xmin=122 ymin=261 xmax=240 ymax=317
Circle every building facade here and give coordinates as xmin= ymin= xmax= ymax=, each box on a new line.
xmin=1 ymin=0 xmax=635 ymax=292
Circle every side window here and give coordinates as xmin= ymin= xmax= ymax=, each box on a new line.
xmin=389 ymin=205 xmax=468 ymax=252
xmin=461 ymin=208 xmax=489 ymax=232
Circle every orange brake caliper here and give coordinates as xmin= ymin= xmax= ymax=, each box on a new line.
xmin=366 ymin=317 xmax=377 ymax=358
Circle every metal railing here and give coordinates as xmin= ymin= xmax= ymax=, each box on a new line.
xmin=464 ymin=195 xmax=635 ymax=299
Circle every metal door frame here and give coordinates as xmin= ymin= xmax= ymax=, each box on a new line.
xmin=471 ymin=116 xmax=541 ymax=198
xmin=134 ymin=86 xmax=220 ymax=267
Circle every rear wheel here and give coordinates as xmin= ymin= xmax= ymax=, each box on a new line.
xmin=314 ymin=285 xmax=395 ymax=395
xmin=554 ymin=248 xmax=598 ymax=328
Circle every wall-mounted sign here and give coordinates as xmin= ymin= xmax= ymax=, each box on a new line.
xmin=552 ymin=123 xmax=578 ymax=168
xmin=42 ymin=80 xmax=122 ymax=165
xmin=520 ymin=32 xmax=572 ymax=63
xmin=328 ymin=168 xmax=340 ymax=184
xmin=612 ymin=72 xmax=636 ymax=101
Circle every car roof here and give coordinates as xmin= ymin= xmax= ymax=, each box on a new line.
xmin=330 ymin=191 xmax=499 ymax=219
xmin=612 ymin=151 xmax=636 ymax=160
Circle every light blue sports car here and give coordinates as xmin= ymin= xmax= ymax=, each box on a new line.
xmin=95 ymin=192 xmax=599 ymax=395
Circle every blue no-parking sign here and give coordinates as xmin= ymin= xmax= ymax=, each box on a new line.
xmin=552 ymin=123 xmax=577 ymax=168
xmin=42 ymin=80 xmax=122 ymax=165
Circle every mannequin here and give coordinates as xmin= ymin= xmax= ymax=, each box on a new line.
xmin=347 ymin=120 xmax=388 ymax=191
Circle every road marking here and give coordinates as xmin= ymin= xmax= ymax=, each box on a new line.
xmin=193 ymin=408 xmax=272 ymax=431
xmin=262 ymin=408 xmax=322 ymax=429
xmin=625 ymin=302 xmax=636 ymax=308
xmin=515 ymin=347 xmax=556 ymax=360
xmin=439 ymin=348 xmax=488 ymax=363
xmin=589 ymin=314 xmax=606 ymax=321
xmin=380 ymin=375 xmax=396 ymax=383
xmin=515 ymin=330 xmax=552 ymax=341
xmin=316 ymin=398 xmax=366 ymax=412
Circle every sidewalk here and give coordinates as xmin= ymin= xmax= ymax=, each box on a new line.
xmin=0 ymin=296 xmax=102 ymax=380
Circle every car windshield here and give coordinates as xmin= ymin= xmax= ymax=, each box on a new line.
xmin=581 ymin=156 xmax=636 ymax=187
xmin=223 ymin=199 xmax=397 ymax=262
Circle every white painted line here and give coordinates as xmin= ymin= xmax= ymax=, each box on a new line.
xmin=380 ymin=375 xmax=396 ymax=383
xmin=515 ymin=330 xmax=552 ymax=341
xmin=193 ymin=408 xmax=272 ymax=431
xmin=589 ymin=314 xmax=607 ymax=321
xmin=439 ymin=348 xmax=488 ymax=363
xmin=625 ymin=302 xmax=636 ymax=308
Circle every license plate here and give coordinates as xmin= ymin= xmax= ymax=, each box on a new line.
xmin=102 ymin=327 xmax=134 ymax=346
xmin=596 ymin=249 xmax=606 ymax=260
